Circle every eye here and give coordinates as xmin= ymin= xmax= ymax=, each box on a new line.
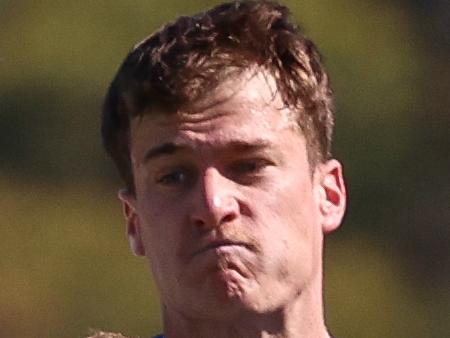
xmin=229 ymin=158 xmax=271 ymax=179
xmin=156 ymin=168 xmax=190 ymax=186
xmin=234 ymin=160 xmax=262 ymax=173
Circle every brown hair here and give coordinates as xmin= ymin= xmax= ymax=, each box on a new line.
xmin=102 ymin=0 xmax=335 ymax=191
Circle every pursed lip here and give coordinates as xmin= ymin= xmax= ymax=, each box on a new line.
xmin=192 ymin=240 xmax=251 ymax=257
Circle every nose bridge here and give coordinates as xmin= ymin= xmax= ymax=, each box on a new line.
xmin=203 ymin=166 xmax=232 ymax=214
xmin=191 ymin=166 xmax=238 ymax=229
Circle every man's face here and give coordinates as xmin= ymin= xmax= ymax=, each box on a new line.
xmin=120 ymin=71 xmax=345 ymax=320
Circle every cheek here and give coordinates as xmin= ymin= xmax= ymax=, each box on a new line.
xmin=136 ymin=194 xmax=187 ymax=257
xmin=253 ymin=177 xmax=320 ymax=270
xmin=136 ymin=198 xmax=188 ymax=289
xmin=260 ymin=175 xmax=317 ymax=233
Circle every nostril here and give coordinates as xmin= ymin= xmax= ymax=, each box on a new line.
xmin=221 ymin=212 xmax=237 ymax=224
xmin=193 ymin=219 xmax=205 ymax=229
xmin=191 ymin=204 xmax=238 ymax=232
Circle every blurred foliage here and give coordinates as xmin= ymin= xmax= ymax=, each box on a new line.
xmin=0 ymin=0 xmax=449 ymax=337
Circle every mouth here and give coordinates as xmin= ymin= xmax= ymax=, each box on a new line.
xmin=193 ymin=240 xmax=251 ymax=257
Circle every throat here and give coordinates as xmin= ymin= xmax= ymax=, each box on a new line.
xmin=162 ymin=303 xmax=330 ymax=338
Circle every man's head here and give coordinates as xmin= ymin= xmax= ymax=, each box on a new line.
xmin=102 ymin=0 xmax=345 ymax=334
xmin=102 ymin=0 xmax=334 ymax=193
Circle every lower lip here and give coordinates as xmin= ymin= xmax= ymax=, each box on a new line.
xmin=192 ymin=246 xmax=253 ymax=284
xmin=192 ymin=244 xmax=251 ymax=266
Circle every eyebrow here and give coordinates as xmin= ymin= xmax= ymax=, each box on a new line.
xmin=225 ymin=140 xmax=272 ymax=153
xmin=143 ymin=139 xmax=273 ymax=162
xmin=144 ymin=142 xmax=189 ymax=162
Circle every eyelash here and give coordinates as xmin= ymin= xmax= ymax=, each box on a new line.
xmin=156 ymin=167 xmax=191 ymax=186
xmin=229 ymin=159 xmax=270 ymax=176
xmin=154 ymin=158 xmax=272 ymax=187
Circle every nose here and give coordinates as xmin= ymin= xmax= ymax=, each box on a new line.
xmin=189 ymin=167 xmax=239 ymax=231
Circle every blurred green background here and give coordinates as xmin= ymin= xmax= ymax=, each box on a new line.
xmin=1 ymin=0 xmax=449 ymax=337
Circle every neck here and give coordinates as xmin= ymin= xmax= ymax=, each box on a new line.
xmin=161 ymin=272 xmax=330 ymax=338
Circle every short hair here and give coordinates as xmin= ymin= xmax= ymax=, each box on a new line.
xmin=102 ymin=0 xmax=335 ymax=192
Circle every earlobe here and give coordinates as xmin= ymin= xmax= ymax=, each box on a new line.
xmin=318 ymin=160 xmax=347 ymax=234
xmin=118 ymin=189 xmax=146 ymax=256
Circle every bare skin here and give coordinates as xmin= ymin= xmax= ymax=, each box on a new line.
xmin=119 ymin=70 xmax=346 ymax=338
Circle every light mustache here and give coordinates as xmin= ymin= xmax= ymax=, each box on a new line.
xmin=207 ymin=229 xmax=262 ymax=253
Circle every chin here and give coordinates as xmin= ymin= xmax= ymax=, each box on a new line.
xmin=173 ymin=274 xmax=255 ymax=319
xmin=206 ymin=272 xmax=276 ymax=316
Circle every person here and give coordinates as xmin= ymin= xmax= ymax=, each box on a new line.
xmin=99 ymin=0 xmax=346 ymax=337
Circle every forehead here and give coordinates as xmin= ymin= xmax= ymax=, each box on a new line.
xmin=129 ymin=70 xmax=302 ymax=155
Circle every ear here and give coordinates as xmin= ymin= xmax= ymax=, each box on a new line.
xmin=316 ymin=159 xmax=347 ymax=234
xmin=118 ymin=189 xmax=145 ymax=256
